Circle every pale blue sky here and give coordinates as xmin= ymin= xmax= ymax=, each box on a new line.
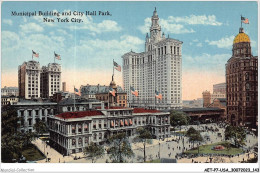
xmin=1 ymin=1 xmax=258 ymax=99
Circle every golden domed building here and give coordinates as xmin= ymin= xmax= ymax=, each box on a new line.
xmin=226 ymin=27 xmax=258 ymax=128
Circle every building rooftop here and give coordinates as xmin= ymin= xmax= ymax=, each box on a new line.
xmin=81 ymin=84 xmax=126 ymax=95
xmin=133 ymin=108 xmax=161 ymax=113
xmin=56 ymin=110 xmax=104 ymax=119
xmin=177 ymin=107 xmax=223 ymax=112
xmin=58 ymin=98 xmax=102 ymax=105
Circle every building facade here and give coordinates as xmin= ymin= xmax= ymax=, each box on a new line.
xmin=211 ymin=83 xmax=226 ymax=103
xmin=1 ymin=96 xmax=19 ymax=106
xmin=213 ymin=83 xmax=226 ymax=94
xmin=122 ymin=8 xmax=183 ymax=110
xmin=1 ymin=86 xmax=19 ymax=96
xmin=12 ymin=100 xmax=57 ymax=132
xmin=48 ymin=107 xmax=170 ymax=155
xmin=202 ymin=90 xmax=211 ymax=107
xmin=41 ymin=63 xmax=61 ymax=98
xmin=18 ymin=60 xmax=41 ymax=99
xmin=226 ymin=27 xmax=258 ymax=128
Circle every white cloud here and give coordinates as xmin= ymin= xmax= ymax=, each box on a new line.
xmin=3 ymin=19 xmax=13 ymax=25
xmin=206 ymin=36 xmax=235 ymax=49
xmin=19 ymin=22 xmax=44 ymax=33
xmin=139 ymin=17 xmax=194 ymax=34
xmin=168 ymin=15 xmax=222 ymax=26
xmin=139 ymin=14 xmax=222 ymax=34
xmin=2 ymin=31 xmax=20 ymax=51
xmin=196 ymin=43 xmax=203 ymax=47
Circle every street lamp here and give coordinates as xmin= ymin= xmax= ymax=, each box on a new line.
xmin=159 ymin=138 xmax=161 ymax=159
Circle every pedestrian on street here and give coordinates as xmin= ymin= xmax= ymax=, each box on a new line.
xmin=59 ymin=158 xmax=60 ymax=163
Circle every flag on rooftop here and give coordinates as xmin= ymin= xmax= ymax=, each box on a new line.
xmin=113 ymin=61 xmax=121 ymax=72
xmin=155 ymin=90 xmax=162 ymax=100
xmin=242 ymin=18 xmax=249 ymax=24
xmin=54 ymin=52 xmax=61 ymax=60
xmin=74 ymin=87 xmax=81 ymax=96
xmin=109 ymin=87 xmax=116 ymax=97
xmin=241 ymin=16 xmax=249 ymax=24
xmin=130 ymin=86 xmax=138 ymax=97
xmin=32 ymin=50 xmax=39 ymax=58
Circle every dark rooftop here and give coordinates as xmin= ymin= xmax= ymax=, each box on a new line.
xmin=56 ymin=110 xmax=104 ymax=119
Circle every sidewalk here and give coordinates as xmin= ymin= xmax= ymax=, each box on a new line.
xmin=32 ymin=138 xmax=74 ymax=163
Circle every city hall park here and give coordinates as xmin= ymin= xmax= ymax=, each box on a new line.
xmin=21 ymin=144 xmax=45 ymax=161
xmin=184 ymin=141 xmax=243 ymax=155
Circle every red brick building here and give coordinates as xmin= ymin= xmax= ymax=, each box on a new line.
xmin=226 ymin=27 xmax=258 ymax=128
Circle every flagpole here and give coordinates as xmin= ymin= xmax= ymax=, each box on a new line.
xmin=241 ymin=15 xmax=242 ymax=28
xmin=32 ymin=50 xmax=33 ymax=60
xmin=54 ymin=51 xmax=56 ymax=63
xmin=74 ymin=86 xmax=75 ymax=111
xmin=113 ymin=59 xmax=114 ymax=80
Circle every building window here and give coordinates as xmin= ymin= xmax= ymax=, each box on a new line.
xmin=99 ymin=133 xmax=102 ymax=140
xmin=84 ymin=124 xmax=88 ymax=133
xmin=72 ymin=139 xmax=76 ymax=146
xmin=78 ymin=124 xmax=82 ymax=134
xmin=72 ymin=125 xmax=76 ymax=134
xmin=93 ymin=133 xmax=97 ymax=141
xmin=85 ymin=137 xmax=89 ymax=144
xmin=78 ymin=138 xmax=82 ymax=145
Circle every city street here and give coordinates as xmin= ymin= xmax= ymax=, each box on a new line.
xmin=33 ymin=123 xmax=258 ymax=163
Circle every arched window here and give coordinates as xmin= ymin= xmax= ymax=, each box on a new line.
xmin=78 ymin=138 xmax=82 ymax=145
xmin=72 ymin=138 xmax=76 ymax=146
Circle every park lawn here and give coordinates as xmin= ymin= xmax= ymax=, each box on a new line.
xmin=22 ymin=144 xmax=45 ymax=161
xmin=184 ymin=142 xmax=243 ymax=155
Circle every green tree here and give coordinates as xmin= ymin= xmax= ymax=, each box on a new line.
xmin=133 ymin=127 xmax=152 ymax=162
xmin=1 ymin=106 xmax=23 ymax=162
xmin=186 ymin=127 xmax=203 ymax=152
xmin=186 ymin=127 xmax=197 ymax=137
xmin=83 ymin=142 xmax=104 ymax=163
xmin=107 ymin=132 xmax=134 ymax=163
xmin=170 ymin=110 xmax=190 ymax=131
xmin=33 ymin=118 xmax=48 ymax=137
xmin=225 ymin=125 xmax=246 ymax=148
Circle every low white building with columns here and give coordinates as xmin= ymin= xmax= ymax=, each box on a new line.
xmin=48 ymin=107 xmax=170 ymax=155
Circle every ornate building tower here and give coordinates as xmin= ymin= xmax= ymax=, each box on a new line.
xmin=109 ymin=75 xmax=118 ymax=107
xmin=226 ymin=27 xmax=258 ymax=128
xmin=122 ymin=8 xmax=183 ymax=110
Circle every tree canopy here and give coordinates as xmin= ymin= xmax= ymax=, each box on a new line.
xmin=225 ymin=125 xmax=246 ymax=148
xmin=1 ymin=105 xmax=36 ymax=162
xmin=170 ymin=110 xmax=190 ymax=127
xmin=133 ymin=127 xmax=152 ymax=162
xmin=107 ymin=132 xmax=134 ymax=163
xmin=186 ymin=127 xmax=203 ymax=150
xmin=33 ymin=118 xmax=48 ymax=136
xmin=83 ymin=142 xmax=104 ymax=163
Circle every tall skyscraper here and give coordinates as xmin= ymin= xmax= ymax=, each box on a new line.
xmin=226 ymin=27 xmax=258 ymax=128
xmin=62 ymin=82 xmax=66 ymax=92
xmin=122 ymin=8 xmax=183 ymax=109
xmin=41 ymin=63 xmax=61 ymax=98
xmin=18 ymin=60 xmax=41 ymax=99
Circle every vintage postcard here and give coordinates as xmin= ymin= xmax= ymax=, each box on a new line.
xmin=1 ymin=1 xmax=259 ymax=173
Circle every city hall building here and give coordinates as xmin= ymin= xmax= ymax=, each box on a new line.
xmin=122 ymin=8 xmax=183 ymax=110
xmin=48 ymin=107 xmax=170 ymax=155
